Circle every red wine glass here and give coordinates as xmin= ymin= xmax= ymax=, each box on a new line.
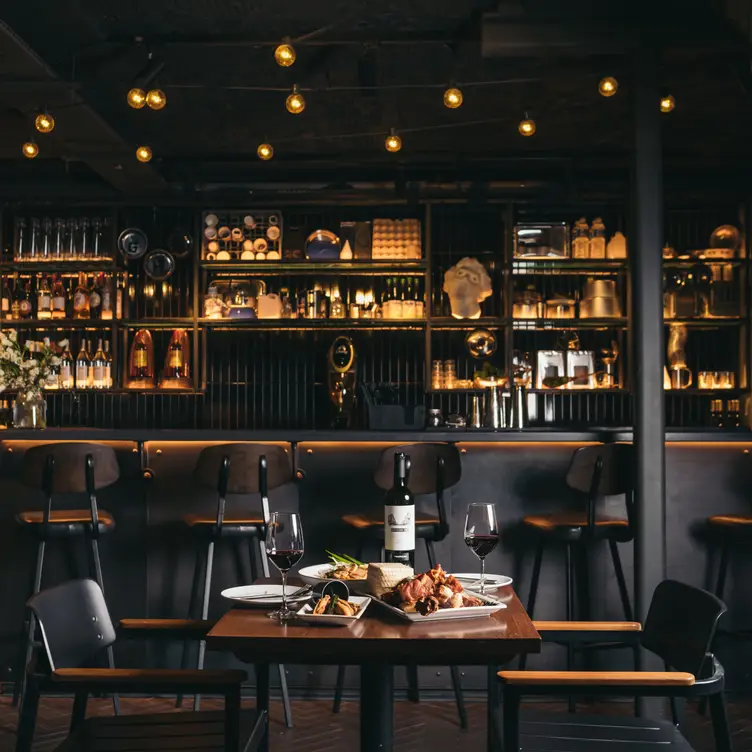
xmin=464 ymin=503 xmax=499 ymax=594
xmin=265 ymin=511 xmax=304 ymax=621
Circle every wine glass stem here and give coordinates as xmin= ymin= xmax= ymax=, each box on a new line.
xmin=480 ymin=558 xmax=485 ymax=594
xmin=281 ymin=571 xmax=287 ymax=613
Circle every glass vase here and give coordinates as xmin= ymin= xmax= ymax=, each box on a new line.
xmin=13 ymin=394 xmax=47 ymax=429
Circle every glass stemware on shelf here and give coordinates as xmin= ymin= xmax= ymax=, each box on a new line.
xmin=463 ymin=502 xmax=499 ymax=594
xmin=265 ymin=511 xmax=305 ymax=621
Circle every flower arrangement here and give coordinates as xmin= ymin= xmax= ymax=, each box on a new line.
xmin=0 ymin=330 xmax=60 ymax=402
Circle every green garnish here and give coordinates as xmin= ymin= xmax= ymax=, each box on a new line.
xmin=326 ymin=595 xmax=339 ymax=615
xmin=325 ymin=550 xmax=365 ymax=567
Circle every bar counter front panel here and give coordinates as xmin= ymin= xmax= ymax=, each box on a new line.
xmin=1 ymin=435 xmax=751 ymax=695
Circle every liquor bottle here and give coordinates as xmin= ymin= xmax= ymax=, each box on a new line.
xmin=115 ymin=274 xmax=124 ymax=319
xmin=37 ymin=275 xmax=52 ymax=320
xmin=43 ymin=338 xmax=58 ymax=389
xmin=133 ymin=338 xmax=149 ymax=379
xmin=73 ymin=272 xmax=90 ymax=319
xmin=19 ymin=280 xmax=32 ymax=319
xmin=59 ymin=340 xmax=74 ymax=389
xmin=11 ymin=274 xmax=21 ymax=320
xmin=384 ymin=452 xmax=415 ymax=566
xmin=91 ymin=338 xmax=106 ymax=389
xmin=100 ymin=275 xmax=113 ymax=320
xmin=103 ymin=340 xmax=113 ymax=388
xmin=89 ymin=275 xmax=102 ymax=319
xmin=167 ymin=337 xmax=185 ymax=379
xmin=1 ymin=276 xmax=11 ymax=321
xmin=51 ymin=274 xmax=66 ymax=319
xmin=75 ymin=339 xmax=90 ymax=389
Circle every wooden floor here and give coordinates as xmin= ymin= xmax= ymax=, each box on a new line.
xmin=0 ymin=695 xmax=750 ymax=751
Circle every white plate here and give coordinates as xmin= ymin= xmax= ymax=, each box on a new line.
xmin=452 ymin=573 xmax=513 ymax=590
xmin=221 ymin=584 xmax=311 ymax=608
xmin=370 ymin=592 xmax=506 ymax=622
xmin=298 ymin=563 xmax=368 ymax=587
xmin=295 ymin=596 xmax=372 ymax=626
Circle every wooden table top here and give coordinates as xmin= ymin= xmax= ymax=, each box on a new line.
xmin=207 ymin=582 xmax=540 ymax=665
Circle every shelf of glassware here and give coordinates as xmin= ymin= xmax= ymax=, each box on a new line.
xmin=512 ymin=317 xmax=629 ymax=330
xmin=0 ymin=261 xmax=119 ymax=273
xmin=512 ymin=259 xmax=627 ymax=274
xmin=429 ymin=317 xmax=506 ymax=330
xmin=200 ymin=261 xmax=426 ymax=275
xmin=198 ymin=318 xmax=427 ymax=331
xmin=0 ymin=319 xmax=116 ymax=328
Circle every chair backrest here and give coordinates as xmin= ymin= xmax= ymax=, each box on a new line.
xmin=22 ymin=443 xmax=119 ymax=494
xmin=641 ymin=579 xmax=726 ymax=675
xmin=27 ymin=579 xmax=116 ymax=671
xmin=566 ymin=443 xmax=634 ymax=496
xmin=194 ymin=443 xmax=291 ymax=494
xmin=373 ymin=443 xmax=462 ymax=494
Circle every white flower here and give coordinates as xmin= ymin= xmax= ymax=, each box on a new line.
xmin=58 ymin=339 xmax=69 ymax=349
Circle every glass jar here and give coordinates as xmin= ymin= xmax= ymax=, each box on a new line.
xmin=443 ymin=359 xmax=456 ymax=389
xmin=330 ymin=296 xmax=346 ymax=319
xmin=13 ymin=394 xmax=47 ymax=429
xmin=431 ymin=360 xmax=443 ymax=390
xmin=572 ymin=218 xmax=590 ymax=259
xmin=512 ymin=286 xmax=543 ymax=319
xmin=589 ymin=217 xmax=606 ymax=259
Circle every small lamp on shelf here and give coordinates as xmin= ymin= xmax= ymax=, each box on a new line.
xmin=126 ymin=329 xmax=156 ymax=390
xmin=159 ymin=329 xmax=192 ymax=389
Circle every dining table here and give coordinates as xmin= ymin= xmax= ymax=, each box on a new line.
xmin=207 ymin=578 xmax=541 ymax=752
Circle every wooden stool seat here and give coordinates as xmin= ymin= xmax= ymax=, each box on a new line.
xmin=708 ymin=514 xmax=752 ymax=528
xmin=182 ymin=514 xmax=264 ymax=537
xmin=523 ymin=512 xmax=631 ymax=542
xmin=342 ymin=513 xmax=441 ymax=539
xmin=16 ymin=509 xmax=115 ymax=537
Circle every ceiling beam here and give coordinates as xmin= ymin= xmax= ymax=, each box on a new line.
xmin=0 ymin=19 xmax=168 ymax=194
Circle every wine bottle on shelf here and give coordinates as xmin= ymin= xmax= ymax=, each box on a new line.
xmin=115 ymin=274 xmax=123 ymax=320
xmin=1 ymin=276 xmax=11 ymax=321
xmin=73 ymin=272 xmax=90 ymax=319
xmin=37 ymin=275 xmax=52 ymax=320
xmin=91 ymin=338 xmax=106 ymax=390
xmin=384 ymin=452 xmax=415 ymax=566
xmin=11 ymin=274 xmax=21 ymax=320
xmin=51 ymin=274 xmax=66 ymax=320
xmin=75 ymin=338 xmax=90 ymax=389
xmin=90 ymin=274 xmax=102 ymax=319
xmin=59 ymin=341 xmax=74 ymax=389
xmin=19 ymin=280 xmax=32 ymax=319
xmin=103 ymin=340 xmax=112 ymax=388
xmin=100 ymin=275 xmax=113 ymax=320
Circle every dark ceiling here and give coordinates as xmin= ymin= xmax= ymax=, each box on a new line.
xmin=0 ymin=0 xmax=750 ymax=198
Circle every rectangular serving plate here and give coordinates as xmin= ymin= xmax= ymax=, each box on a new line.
xmin=369 ymin=592 xmax=506 ymax=623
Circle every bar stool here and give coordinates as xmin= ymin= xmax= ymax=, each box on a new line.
xmin=707 ymin=514 xmax=752 ymax=602
xmin=178 ymin=442 xmax=294 ymax=726
xmin=334 ymin=442 xmax=467 ymax=728
xmin=12 ymin=442 xmax=120 ymax=711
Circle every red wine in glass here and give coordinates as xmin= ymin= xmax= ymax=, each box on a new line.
xmin=265 ymin=511 xmax=304 ymax=621
xmin=267 ymin=549 xmax=304 ymax=572
xmin=464 ymin=503 xmax=499 ymax=594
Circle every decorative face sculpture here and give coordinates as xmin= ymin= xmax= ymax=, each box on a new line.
xmin=443 ymin=257 xmax=493 ymax=319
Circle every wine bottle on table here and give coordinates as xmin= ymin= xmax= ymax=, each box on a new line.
xmin=384 ymin=452 xmax=415 ymax=566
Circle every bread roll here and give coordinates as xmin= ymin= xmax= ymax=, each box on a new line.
xmin=366 ymin=562 xmax=414 ymax=597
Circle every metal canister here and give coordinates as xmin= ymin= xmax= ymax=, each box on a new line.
xmin=427 ymin=408 xmax=443 ymax=428
xmin=469 ymin=396 xmax=483 ymax=428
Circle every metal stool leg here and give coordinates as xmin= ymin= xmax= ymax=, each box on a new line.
xmin=332 ymin=666 xmax=346 ymax=713
xmin=425 ymin=539 xmax=437 ymax=569
xmin=714 ymin=539 xmax=729 ymax=599
xmin=279 ymin=664 xmax=293 ymax=728
xmin=177 ymin=543 xmax=204 ymax=708
xmin=16 ymin=672 xmax=41 ymax=752
xmin=565 ymin=542 xmax=575 ymax=714
xmin=194 ymin=539 xmax=216 ymax=712
xmin=406 ymin=665 xmax=419 ymax=703
xmin=248 ymin=538 xmax=259 ymax=582
xmin=449 ymin=665 xmax=467 ymax=729
xmin=708 ymin=692 xmax=733 ymax=752
xmin=519 ymin=540 xmax=544 ymax=670
xmin=608 ymin=539 xmax=633 ymax=621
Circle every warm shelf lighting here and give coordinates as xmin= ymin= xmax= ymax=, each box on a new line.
xmin=146 ymin=88 xmax=167 ymax=110
xmin=127 ymin=87 xmax=147 ymax=109
xmin=443 ymin=86 xmax=463 ymax=109
xmin=274 ymin=39 xmax=296 ymax=67
xmin=518 ymin=117 xmax=536 ymax=136
xmin=22 ymin=141 xmax=39 ymax=159
xmin=385 ymin=128 xmax=402 ymax=153
xmin=660 ymin=94 xmax=676 ymax=113
xmin=34 ymin=112 xmax=55 ymax=134
xmin=257 ymin=142 xmax=274 ymax=160
xmin=598 ymin=76 xmax=618 ymax=97
xmin=136 ymin=145 xmax=153 ymax=163
xmin=285 ymin=84 xmax=305 ymax=114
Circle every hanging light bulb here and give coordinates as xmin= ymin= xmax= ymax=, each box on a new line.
xmin=598 ymin=76 xmax=618 ymax=97
xmin=136 ymin=145 xmax=153 ymax=163
xmin=127 ymin=87 xmax=147 ymax=109
xmin=285 ymin=84 xmax=305 ymax=114
xmin=35 ymin=112 xmax=55 ymax=134
xmin=22 ymin=141 xmax=39 ymax=159
xmin=385 ymin=128 xmax=402 ymax=153
xmin=146 ymin=88 xmax=167 ymax=110
xmin=518 ymin=115 xmax=536 ymax=137
xmin=660 ymin=93 xmax=676 ymax=113
xmin=274 ymin=38 xmax=296 ymax=67
xmin=443 ymin=85 xmax=463 ymax=109
xmin=257 ymin=143 xmax=274 ymax=160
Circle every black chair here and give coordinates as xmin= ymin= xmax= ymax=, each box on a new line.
xmin=178 ymin=442 xmax=293 ymax=725
xmin=16 ymin=578 xmax=266 ymax=752
xmin=13 ymin=442 xmax=120 ymax=711
xmin=335 ymin=443 xmax=467 ymax=728
xmin=498 ymin=579 xmax=732 ymax=752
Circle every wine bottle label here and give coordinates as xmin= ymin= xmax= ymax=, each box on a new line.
xmin=73 ymin=292 xmax=87 ymax=310
xmin=134 ymin=349 xmax=147 ymax=368
xmin=90 ymin=291 xmax=101 ymax=308
xmin=1 ymin=298 xmax=8 ymax=312
xmin=168 ymin=349 xmax=182 ymax=368
xmin=38 ymin=294 xmax=50 ymax=309
xmin=19 ymin=300 xmax=31 ymax=315
xmin=384 ymin=504 xmax=415 ymax=552
xmin=93 ymin=365 xmax=104 ymax=382
xmin=75 ymin=365 xmax=88 ymax=385
xmin=52 ymin=295 xmax=65 ymax=311
xmin=60 ymin=365 xmax=71 ymax=386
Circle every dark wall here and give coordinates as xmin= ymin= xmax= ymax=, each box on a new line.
xmin=0 ymin=439 xmax=750 ymax=695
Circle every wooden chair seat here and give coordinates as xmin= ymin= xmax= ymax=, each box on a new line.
xmin=182 ymin=514 xmax=264 ymax=538
xmin=15 ymin=509 xmax=115 ymax=537
xmin=708 ymin=514 xmax=752 ymax=528
xmin=523 ymin=512 xmax=632 ymax=542
xmin=53 ymin=709 xmax=261 ymax=751
xmin=342 ymin=513 xmax=442 ymax=540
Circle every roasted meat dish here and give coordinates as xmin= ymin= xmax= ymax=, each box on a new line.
xmin=381 ymin=564 xmax=484 ymax=615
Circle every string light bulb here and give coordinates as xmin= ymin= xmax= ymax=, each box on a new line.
xmin=127 ymin=87 xmax=147 ymax=109
xmin=35 ymin=112 xmax=55 ymax=134
xmin=660 ymin=93 xmax=676 ymax=113
xmin=518 ymin=116 xmax=536 ymax=137
xmin=285 ymin=84 xmax=305 ymax=114
xmin=598 ymin=76 xmax=618 ymax=97
xmin=274 ymin=39 xmax=296 ymax=67
xmin=22 ymin=141 xmax=39 ymax=159
xmin=257 ymin=143 xmax=274 ymax=160
xmin=443 ymin=85 xmax=463 ymax=109
xmin=146 ymin=89 xmax=167 ymax=110
xmin=135 ymin=145 xmax=153 ymax=163
xmin=385 ymin=128 xmax=402 ymax=153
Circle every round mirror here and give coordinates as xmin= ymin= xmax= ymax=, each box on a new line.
xmin=143 ymin=249 xmax=176 ymax=280
xmin=465 ymin=328 xmax=497 ymax=358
